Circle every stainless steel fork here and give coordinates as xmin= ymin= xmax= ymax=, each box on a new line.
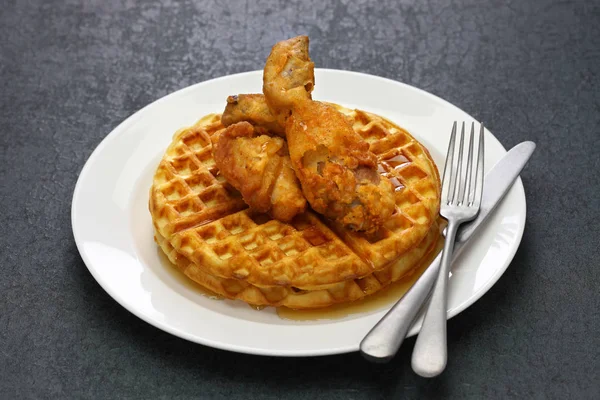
xmin=411 ymin=121 xmax=485 ymax=378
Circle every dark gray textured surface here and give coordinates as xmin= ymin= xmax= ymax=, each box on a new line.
xmin=1 ymin=0 xmax=599 ymax=398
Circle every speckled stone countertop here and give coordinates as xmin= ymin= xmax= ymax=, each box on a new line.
xmin=1 ymin=1 xmax=598 ymax=398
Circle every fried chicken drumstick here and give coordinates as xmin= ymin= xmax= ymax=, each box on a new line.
xmin=213 ymin=121 xmax=306 ymax=222
xmin=263 ymin=36 xmax=395 ymax=233
xmin=263 ymin=35 xmax=315 ymax=126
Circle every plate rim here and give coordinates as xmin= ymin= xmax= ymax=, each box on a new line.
xmin=72 ymin=68 xmax=527 ymax=357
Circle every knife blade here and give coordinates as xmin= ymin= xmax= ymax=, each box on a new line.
xmin=360 ymin=141 xmax=536 ymax=362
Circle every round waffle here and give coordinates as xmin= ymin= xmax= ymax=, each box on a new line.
xmin=149 ymin=106 xmax=441 ymax=308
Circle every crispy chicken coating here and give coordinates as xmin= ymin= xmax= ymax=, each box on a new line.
xmin=213 ymin=122 xmax=306 ymax=222
xmin=286 ymin=100 xmax=395 ymax=232
xmin=263 ymin=36 xmax=395 ymax=232
xmin=263 ymin=35 xmax=315 ymax=126
xmin=221 ymin=94 xmax=285 ymax=137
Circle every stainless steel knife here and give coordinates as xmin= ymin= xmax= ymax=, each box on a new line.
xmin=360 ymin=141 xmax=536 ymax=362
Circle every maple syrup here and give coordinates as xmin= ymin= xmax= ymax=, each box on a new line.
xmin=378 ymin=152 xmax=409 ymax=192
xmin=382 ymin=154 xmax=410 ymax=169
xmin=388 ymin=177 xmax=405 ymax=192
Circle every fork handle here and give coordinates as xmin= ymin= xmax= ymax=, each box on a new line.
xmin=411 ymin=220 xmax=460 ymax=377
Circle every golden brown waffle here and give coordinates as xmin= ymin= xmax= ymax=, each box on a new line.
xmin=149 ymin=105 xmax=441 ymax=308
xmin=154 ymin=220 xmax=441 ymax=309
xmin=149 ymin=114 xmax=247 ymax=240
xmin=329 ymin=105 xmax=441 ymax=270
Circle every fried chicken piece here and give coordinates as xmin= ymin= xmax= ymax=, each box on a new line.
xmin=263 ymin=35 xmax=315 ymax=126
xmin=221 ymin=94 xmax=285 ymax=137
xmin=213 ymin=121 xmax=306 ymax=222
xmin=286 ymin=100 xmax=395 ymax=232
xmin=262 ymin=36 xmax=395 ymax=232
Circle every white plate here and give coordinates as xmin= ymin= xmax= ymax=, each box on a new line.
xmin=72 ymin=69 xmax=526 ymax=357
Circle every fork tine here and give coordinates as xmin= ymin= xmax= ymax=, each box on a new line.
xmin=450 ymin=121 xmax=465 ymax=203
xmin=471 ymin=123 xmax=485 ymax=206
xmin=441 ymin=122 xmax=457 ymax=205
xmin=460 ymin=122 xmax=475 ymax=205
